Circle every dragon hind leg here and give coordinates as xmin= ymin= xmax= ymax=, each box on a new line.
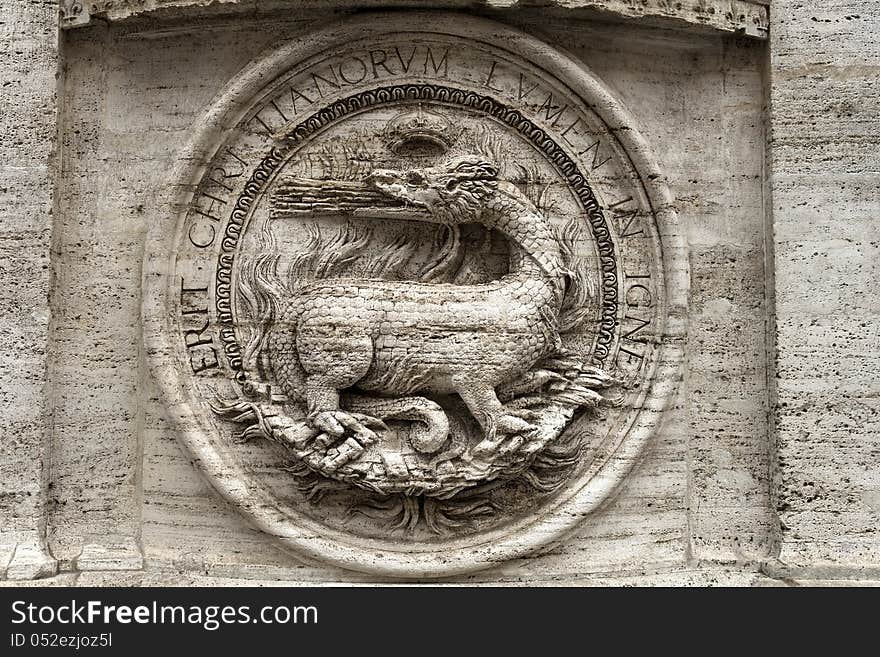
xmin=455 ymin=379 xmax=536 ymax=455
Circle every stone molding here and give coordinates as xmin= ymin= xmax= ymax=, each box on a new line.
xmin=58 ymin=0 xmax=769 ymax=39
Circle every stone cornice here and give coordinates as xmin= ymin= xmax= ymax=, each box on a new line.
xmin=60 ymin=0 xmax=769 ymax=38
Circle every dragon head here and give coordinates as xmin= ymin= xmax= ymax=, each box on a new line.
xmin=367 ymin=155 xmax=499 ymax=223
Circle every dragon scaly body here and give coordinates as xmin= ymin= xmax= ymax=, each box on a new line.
xmin=266 ymin=156 xmax=568 ymax=458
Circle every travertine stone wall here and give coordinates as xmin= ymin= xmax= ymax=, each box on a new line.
xmin=1 ymin=1 xmax=877 ymax=585
xmin=769 ymin=1 xmax=880 ymax=574
xmin=0 ymin=0 xmax=58 ymax=579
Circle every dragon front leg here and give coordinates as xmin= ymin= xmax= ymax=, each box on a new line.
xmin=302 ymin=363 xmax=388 ymax=471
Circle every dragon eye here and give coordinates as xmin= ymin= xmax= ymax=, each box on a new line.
xmin=445 ymin=179 xmax=458 ymax=191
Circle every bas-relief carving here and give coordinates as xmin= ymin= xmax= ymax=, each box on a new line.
xmin=144 ymin=13 xmax=688 ymax=576
xmin=59 ymin=0 xmax=89 ymax=28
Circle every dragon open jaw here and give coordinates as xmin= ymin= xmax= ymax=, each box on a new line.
xmin=366 ymin=156 xmax=500 ymax=224
xmin=366 ymin=168 xmax=435 ymax=213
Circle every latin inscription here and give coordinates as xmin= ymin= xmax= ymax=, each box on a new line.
xmin=186 ymin=147 xmax=249 ymax=250
xmin=248 ymin=45 xmax=452 ymax=136
xmin=180 ymin=279 xmax=218 ymax=375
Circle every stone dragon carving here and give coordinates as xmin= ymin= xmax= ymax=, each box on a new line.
xmin=275 ymin=156 xmax=567 ymax=450
xmin=212 ymin=147 xmax=618 ymax=517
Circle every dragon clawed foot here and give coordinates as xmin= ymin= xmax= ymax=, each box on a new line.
xmin=471 ymin=413 xmax=538 ymax=458
xmin=309 ymin=410 xmax=388 ymax=444
xmin=308 ymin=410 xmax=389 ymax=472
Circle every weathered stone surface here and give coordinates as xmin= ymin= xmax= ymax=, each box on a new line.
xmin=0 ymin=1 xmax=877 ymax=585
xmin=135 ymin=14 xmax=686 ymax=576
xmin=0 ymin=0 xmax=59 ymax=580
xmin=33 ymin=10 xmax=767 ymax=582
xmin=769 ymin=1 xmax=880 ymax=570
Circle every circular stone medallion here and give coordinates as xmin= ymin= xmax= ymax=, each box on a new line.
xmin=144 ymin=13 xmax=687 ymax=577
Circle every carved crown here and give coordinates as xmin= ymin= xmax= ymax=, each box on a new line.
xmin=384 ymin=106 xmax=455 ymax=155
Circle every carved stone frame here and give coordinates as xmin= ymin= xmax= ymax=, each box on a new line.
xmin=142 ymin=11 xmax=689 ymax=577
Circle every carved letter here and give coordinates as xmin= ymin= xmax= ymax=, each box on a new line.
xmin=483 ymin=60 xmax=503 ymax=91
xmin=423 ymin=47 xmax=449 ymax=77
xmin=308 ymin=68 xmax=339 ymax=98
xmin=190 ymin=191 xmax=227 ymax=223
xmin=537 ymin=92 xmax=568 ymax=127
xmin=369 ymin=50 xmax=395 ymax=78
xmin=290 ymin=84 xmax=316 ymax=110
xmin=338 ymin=56 xmax=368 ymax=85
xmin=578 ymin=140 xmax=612 ymax=172
xmin=190 ymin=348 xmax=219 ymax=374
xmin=625 ymin=284 xmax=652 ymax=308
xmin=187 ymin=222 xmax=216 ymax=249
xmin=622 ymin=315 xmax=651 ymax=342
xmin=394 ymin=46 xmax=418 ymax=73
xmin=517 ymin=73 xmax=539 ymax=101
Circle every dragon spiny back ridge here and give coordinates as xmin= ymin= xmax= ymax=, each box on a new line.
xmin=411 ymin=154 xmax=596 ymax=320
